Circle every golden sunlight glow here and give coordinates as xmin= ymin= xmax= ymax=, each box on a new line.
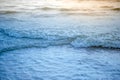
xmin=21 ymin=0 xmax=120 ymax=11
xmin=0 ymin=0 xmax=120 ymax=14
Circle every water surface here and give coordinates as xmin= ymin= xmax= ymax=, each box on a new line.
xmin=0 ymin=0 xmax=120 ymax=80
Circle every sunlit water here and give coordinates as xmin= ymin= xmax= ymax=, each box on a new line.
xmin=0 ymin=0 xmax=120 ymax=80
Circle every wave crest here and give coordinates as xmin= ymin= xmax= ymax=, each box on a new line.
xmin=0 ymin=28 xmax=120 ymax=53
xmin=71 ymin=35 xmax=120 ymax=48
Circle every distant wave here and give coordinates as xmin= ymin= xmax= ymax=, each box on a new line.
xmin=0 ymin=28 xmax=120 ymax=53
xmin=0 ymin=0 xmax=120 ymax=16
xmin=0 ymin=11 xmax=20 ymax=14
xmin=111 ymin=8 xmax=120 ymax=11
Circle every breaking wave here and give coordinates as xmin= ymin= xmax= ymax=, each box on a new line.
xmin=0 ymin=27 xmax=120 ymax=53
xmin=0 ymin=0 xmax=120 ymax=53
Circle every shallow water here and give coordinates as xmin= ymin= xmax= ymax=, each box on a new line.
xmin=0 ymin=46 xmax=120 ymax=80
xmin=0 ymin=0 xmax=120 ymax=80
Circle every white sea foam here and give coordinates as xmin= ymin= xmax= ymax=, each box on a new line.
xmin=0 ymin=20 xmax=120 ymax=53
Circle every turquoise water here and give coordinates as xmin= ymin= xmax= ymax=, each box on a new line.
xmin=0 ymin=0 xmax=120 ymax=80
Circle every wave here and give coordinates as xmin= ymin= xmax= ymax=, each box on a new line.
xmin=0 ymin=28 xmax=120 ymax=53
xmin=71 ymin=35 xmax=120 ymax=48
xmin=0 ymin=11 xmax=20 ymax=14
xmin=111 ymin=8 xmax=120 ymax=11
xmin=0 ymin=0 xmax=120 ymax=15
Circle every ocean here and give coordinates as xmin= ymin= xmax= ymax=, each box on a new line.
xmin=0 ymin=0 xmax=120 ymax=80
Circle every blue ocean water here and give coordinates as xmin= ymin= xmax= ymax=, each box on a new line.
xmin=0 ymin=0 xmax=120 ymax=80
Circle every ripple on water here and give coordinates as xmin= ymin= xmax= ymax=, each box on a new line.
xmin=0 ymin=46 xmax=120 ymax=80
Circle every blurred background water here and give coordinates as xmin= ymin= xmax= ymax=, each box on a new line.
xmin=0 ymin=0 xmax=120 ymax=80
